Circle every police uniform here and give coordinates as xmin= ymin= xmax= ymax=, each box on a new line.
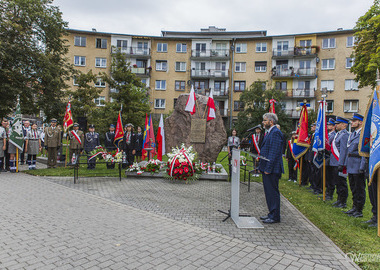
xmin=330 ymin=117 xmax=350 ymax=208
xmin=326 ymin=118 xmax=336 ymax=200
xmin=84 ymin=125 xmax=100 ymax=169
xmin=135 ymin=131 xmax=144 ymax=159
xmin=122 ymin=124 xmax=136 ymax=166
xmin=344 ymin=113 xmax=366 ymax=217
xmin=285 ymin=132 xmax=298 ymax=182
xmin=44 ymin=119 xmax=62 ymax=168
xmin=68 ymin=123 xmax=84 ymax=164
xmin=365 ymin=158 xmax=378 ymax=226
xmin=104 ymin=124 xmax=116 ymax=152
xmin=26 ymin=128 xmax=40 ymax=170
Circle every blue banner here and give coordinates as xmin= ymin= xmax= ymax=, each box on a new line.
xmin=359 ymin=90 xmax=374 ymax=157
xmin=369 ymin=89 xmax=380 ymax=184
xmin=312 ymin=102 xmax=325 ymax=168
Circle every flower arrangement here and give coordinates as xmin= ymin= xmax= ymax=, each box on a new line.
xmin=127 ymin=162 xmax=144 ymax=175
xmin=104 ymin=151 xmax=122 ymax=163
xmin=133 ymin=64 xmax=138 ymax=68
xmin=164 ymin=144 xmax=201 ymax=182
xmin=144 ymin=159 xmax=161 ymax=174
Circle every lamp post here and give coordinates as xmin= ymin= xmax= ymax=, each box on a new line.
xmin=229 ymin=41 xmax=235 ymax=131
xmin=321 ymin=87 xmax=327 ymax=201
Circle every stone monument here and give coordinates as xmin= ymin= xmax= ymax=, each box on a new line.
xmin=164 ymin=93 xmax=227 ymax=163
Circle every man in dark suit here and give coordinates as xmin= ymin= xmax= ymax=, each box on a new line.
xmin=258 ymin=113 xmax=284 ymax=224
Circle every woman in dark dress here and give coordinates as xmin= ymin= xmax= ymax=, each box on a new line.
xmin=122 ymin=123 xmax=136 ymax=166
xmin=135 ymin=126 xmax=143 ymax=163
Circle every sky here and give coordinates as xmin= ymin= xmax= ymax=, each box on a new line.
xmin=53 ymin=0 xmax=374 ymax=36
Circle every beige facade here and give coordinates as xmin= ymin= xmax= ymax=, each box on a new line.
xmin=65 ymin=27 xmax=371 ymax=128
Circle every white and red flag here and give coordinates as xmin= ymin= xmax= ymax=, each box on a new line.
xmin=156 ymin=114 xmax=166 ymax=161
xmin=63 ymin=101 xmax=74 ymax=133
xmin=207 ymin=89 xmax=216 ymax=121
xmin=185 ymin=85 xmax=196 ymax=115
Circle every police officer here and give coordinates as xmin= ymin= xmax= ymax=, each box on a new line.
xmin=44 ymin=118 xmax=62 ymax=168
xmin=122 ymin=123 xmax=136 ymax=166
xmin=363 ymin=160 xmax=378 ymax=227
xmin=286 ymin=131 xmax=298 ymax=182
xmin=330 ymin=117 xmax=350 ymax=208
xmin=305 ymin=123 xmax=319 ymax=193
xmin=344 ymin=113 xmax=366 ymax=217
xmin=104 ymin=124 xmax=116 ymax=152
xmin=84 ymin=124 xmax=100 ymax=169
xmin=68 ymin=123 xmax=84 ymax=165
xmin=326 ymin=118 xmax=336 ymax=201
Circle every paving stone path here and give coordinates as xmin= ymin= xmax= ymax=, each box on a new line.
xmin=0 ymin=171 xmax=359 ymax=269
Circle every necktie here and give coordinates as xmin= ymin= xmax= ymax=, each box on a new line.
xmin=232 ymin=137 xmax=235 ymax=144
xmin=34 ymin=130 xmax=37 ymax=138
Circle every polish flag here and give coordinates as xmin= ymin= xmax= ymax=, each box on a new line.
xmin=156 ymin=114 xmax=166 ymax=161
xmin=185 ymin=85 xmax=196 ymax=115
xmin=207 ymin=89 xmax=216 ymax=121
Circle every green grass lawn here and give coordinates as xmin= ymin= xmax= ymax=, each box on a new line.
xmin=25 ymin=151 xmax=379 ymax=269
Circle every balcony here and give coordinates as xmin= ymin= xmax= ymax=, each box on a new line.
xmin=130 ymin=67 xmax=150 ymax=77
xmin=271 ymin=66 xmax=316 ymax=79
xmin=285 ymin=109 xmax=301 ymax=119
xmin=193 ymin=88 xmax=229 ymax=99
xmin=112 ymin=47 xmax=151 ymax=58
xmin=191 ymin=69 xmax=229 ymax=79
xmin=272 ymin=46 xmax=319 ymax=59
xmin=190 ymin=49 xmax=230 ymax=60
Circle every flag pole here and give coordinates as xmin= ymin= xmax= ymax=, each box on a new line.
xmin=65 ymin=131 xmax=68 ymax=168
xmin=298 ymin=157 xmax=303 ymax=187
xmin=322 ymin=97 xmax=326 ymax=201
xmin=16 ymin=148 xmax=19 ymax=172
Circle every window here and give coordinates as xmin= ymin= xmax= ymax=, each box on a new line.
xmin=345 ymin=79 xmax=359 ymax=91
xmin=277 ymin=41 xmax=289 ymax=51
xmin=94 ymin=96 xmax=105 ymax=107
xmin=95 ymin=57 xmax=107 ymax=68
xmin=141 ymin=79 xmax=147 ymax=86
xmin=116 ymin=40 xmax=127 ymax=49
xmin=321 ymin=59 xmax=335 ymax=70
xmin=155 ymin=80 xmax=166 ymax=90
xmin=344 ymin=100 xmax=359 ymax=112
xmin=300 ymin=40 xmax=312 ymax=47
xmin=298 ymin=81 xmax=310 ymax=90
xmin=74 ymin=36 xmax=86 ymax=47
xmin=175 ymin=80 xmax=186 ymax=90
xmin=234 ymin=81 xmax=246 ymax=91
xmin=275 ymin=81 xmax=287 ymax=90
xmin=322 ymin=38 xmax=336 ymax=49
xmin=95 ymin=78 xmax=105 ymax=88
xmin=95 ymin=38 xmax=107 ymax=49
xmin=194 ymin=80 xmax=208 ymax=90
xmin=137 ymin=42 xmax=149 ymax=54
xmin=347 ymin=36 xmax=355 ymax=47
xmin=74 ymin=56 xmax=86 ymax=66
xmin=234 ymin=101 xmax=244 ymax=111
xmin=157 ymin=43 xmax=167 ymax=52
xmin=214 ymin=81 xmax=226 ymax=91
xmin=235 ymin=62 xmax=246 ymax=72
xmin=326 ymin=100 xmax=334 ymax=113
xmin=73 ymin=76 xmax=78 ymax=86
xmin=156 ymin=60 xmax=167 ymax=71
xmin=321 ymin=80 xmax=334 ymax=91
xmin=256 ymin=42 xmax=267 ymax=52
xmin=155 ymin=99 xmax=165 ymax=109
xmin=236 ymin=43 xmax=247 ymax=53
xmin=176 ymin=43 xmax=187 ymax=53
xmin=346 ymin=57 xmax=354 ymax=68
xmin=175 ymin=62 xmax=186 ymax=72
xmin=255 ymin=61 xmax=267 ymax=72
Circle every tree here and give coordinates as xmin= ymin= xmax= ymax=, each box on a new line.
xmin=0 ymin=0 xmax=72 ymax=120
xmin=103 ymin=50 xmax=150 ymax=130
xmin=234 ymin=81 xmax=291 ymax=138
xmin=351 ymin=0 xmax=380 ymax=88
xmin=69 ymin=70 xmax=102 ymax=122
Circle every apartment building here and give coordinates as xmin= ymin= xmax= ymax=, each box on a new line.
xmin=65 ymin=27 xmax=371 ymax=128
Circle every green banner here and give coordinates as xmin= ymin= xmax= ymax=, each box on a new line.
xmin=9 ymin=101 xmax=24 ymax=151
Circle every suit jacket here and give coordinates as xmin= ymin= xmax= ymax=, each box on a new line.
xmin=258 ymin=126 xmax=284 ymax=174
xmin=44 ymin=126 xmax=62 ymax=148
xmin=84 ymin=132 xmax=100 ymax=152
xmin=344 ymin=128 xmax=365 ymax=174
xmin=104 ymin=131 xmax=116 ymax=150
xmin=250 ymin=132 xmax=264 ymax=154
xmin=69 ymin=130 xmax=84 ymax=150
xmin=135 ymin=133 xmax=144 ymax=152
xmin=122 ymin=132 xmax=136 ymax=152
xmin=330 ymin=129 xmax=349 ymax=167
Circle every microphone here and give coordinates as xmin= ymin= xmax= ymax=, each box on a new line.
xmin=246 ymin=124 xmax=262 ymax=133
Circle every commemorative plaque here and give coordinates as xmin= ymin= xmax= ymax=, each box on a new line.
xmin=190 ymin=119 xmax=206 ymax=143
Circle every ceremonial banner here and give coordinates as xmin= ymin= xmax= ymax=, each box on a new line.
xmin=9 ymin=101 xmax=24 ymax=151
xmin=292 ymin=103 xmax=310 ymax=160
xmin=113 ymin=110 xmax=124 ymax=149
xmin=312 ymin=101 xmax=330 ymax=168
xmin=63 ymin=101 xmax=74 ymax=133
xmin=368 ymin=89 xmax=380 ymax=184
xmin=142 ymin=114 xmax=149 ymax=160
xmin=269 ymin=99 xmax=277 ymax=114
xmin=359 ymin=89 xmax=374 ymax=157
xmin=156 ymin=114 xmax=165 ymax=161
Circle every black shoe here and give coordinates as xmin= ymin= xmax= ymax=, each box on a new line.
xmin=350 ymin=211 xmax=363 ymax=218
xmin=337 ymin=203 xmax=347 ymax=209
xmin=262 ymin=218 xmax=280 ymax=224
xmin=325 ymin=196 xmax=333 ymax=201
xmin=260 ymin=216 xmax=269 ymax=220
xmin=363 ymin=218 xmax=376 ymax=224
xmin=332 ymin=201 xmax=340 ymax=206
xmin=344 ymin=208 xmax=356 ymax=215
xmin=368 ymin=223 xmax=378 ymax=228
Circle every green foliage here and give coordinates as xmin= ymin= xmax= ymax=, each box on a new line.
xmin=69 ymin=70 xmax=102 ymax=121
xmin=352 ymin=0 xmax=380 ymax=88
xmin=235 ymin=81 xmax=291 ymax=138
xmin=0 ymin=0 xmax=72 ymax=120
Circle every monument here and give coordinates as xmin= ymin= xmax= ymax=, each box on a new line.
xmin=164 ymin=93 xmax=227 ymax=163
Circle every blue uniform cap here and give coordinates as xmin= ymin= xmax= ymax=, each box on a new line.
xmin=88 ymin=124 xmax=95 ymax=128
xmin=327 ymin=118 xmax=335 ymax=125
xmin=335 ymin=117 xmax=349 ymax=124
xmin=110 ymin=124 xmax=115 ymax=128
xmin=350 ymin=113 xmax=364 ymax=121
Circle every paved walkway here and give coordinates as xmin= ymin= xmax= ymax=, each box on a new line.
xmin=0 ymin=171 xmax=359 ymax=269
